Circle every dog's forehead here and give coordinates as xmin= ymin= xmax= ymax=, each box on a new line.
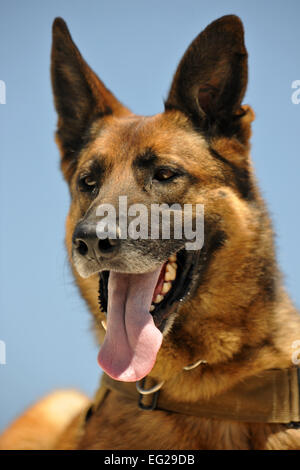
xmin=81 ymin=112 xmax=208 ymax=169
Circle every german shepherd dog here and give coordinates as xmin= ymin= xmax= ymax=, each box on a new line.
xmin=1 ymin=14 xmax=300 ymax=451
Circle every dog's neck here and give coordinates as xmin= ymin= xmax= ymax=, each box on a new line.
xmin=147 ymin=189 xmax=300 ymax=401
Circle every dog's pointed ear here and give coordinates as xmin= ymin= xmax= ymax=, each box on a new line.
xmin=51 ymin=18 xmax=130 ymax=179
xmin=165 ymin=15 xmax=248 ymax=137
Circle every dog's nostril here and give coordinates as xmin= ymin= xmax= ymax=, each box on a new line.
xmin=76 ymin=239 xmax=89 ymax=256
xmin=98 ymin=238 xmax=117 ymax=253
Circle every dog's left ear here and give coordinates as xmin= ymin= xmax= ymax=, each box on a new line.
xmin=51 ymin=18 xmax=130 ymax=180
xmin=165 ymin=15 xmax=248 ymax=138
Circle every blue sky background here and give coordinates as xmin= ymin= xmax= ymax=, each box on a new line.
xmin=0 ymin=0 xmax=299 ymax=430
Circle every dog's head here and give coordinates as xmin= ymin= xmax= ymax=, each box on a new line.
xmin=51 ymin=16 xmax=274 ymax=384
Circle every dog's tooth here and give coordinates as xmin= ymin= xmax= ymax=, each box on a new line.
xmin=162 ymin=282 xmax=172 ymax=294
xmin=101 ymin=320 xmax=107 ymax=331
xmin=165 ymin=263 xmax=176 ymax=281
xmin=150 ymin=305 xmax=155 ymax=312
xmin=166 ymin=262 xmax=175 ymax=272
xmin=154 ymin=294 xmax=164 ymax=304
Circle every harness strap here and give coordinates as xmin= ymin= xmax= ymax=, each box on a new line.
xmin=95 ymin=367 xmax=300 ymax=424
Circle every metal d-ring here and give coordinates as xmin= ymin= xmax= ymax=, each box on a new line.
xmin=136 ymin=378 xmax=165 ymax=395
xmin=136 ymin=377 xmax=165 ymax=411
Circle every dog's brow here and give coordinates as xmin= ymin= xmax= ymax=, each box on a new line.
xmin=79 ymin=157 xmax=107 ymax=176
xmin=133 ymin=148 xmax=159 ymax=169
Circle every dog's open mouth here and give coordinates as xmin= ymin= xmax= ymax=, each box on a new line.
xmin=97 ymin=249 xmax=201 ymax=382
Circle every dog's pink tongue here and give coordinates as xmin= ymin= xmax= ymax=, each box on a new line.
xmin=98 ymin=267 xmax=163 ymax=382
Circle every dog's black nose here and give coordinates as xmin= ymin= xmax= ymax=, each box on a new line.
xmin=73 ymin=221 xmax=120 ymax=258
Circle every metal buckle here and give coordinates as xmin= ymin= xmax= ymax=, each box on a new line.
xmin=136 ymin=378 xmax=164 ymax=411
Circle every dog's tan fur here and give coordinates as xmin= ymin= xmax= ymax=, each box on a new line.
xmin=1 ymin=15 xmax=300 ymax=450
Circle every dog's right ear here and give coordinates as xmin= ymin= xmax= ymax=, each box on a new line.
xmin=165 ymin=15 xmax=248 ymax=139
xmin=51 ymin=18 xmax=130 ymax=180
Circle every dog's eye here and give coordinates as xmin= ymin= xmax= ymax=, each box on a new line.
xmin=84 ymin=176 xmax=97 ymax=187
xmin=78 ymin=175 xmax=98 ymax=193
xmin=153 ymin=168 xmax=177 ymax=182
